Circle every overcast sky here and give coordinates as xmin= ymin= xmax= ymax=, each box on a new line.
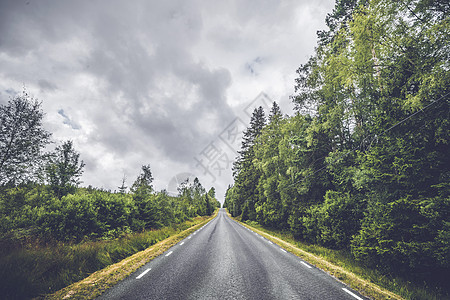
xmin=0 ymin=0 xmax=334 ymax=201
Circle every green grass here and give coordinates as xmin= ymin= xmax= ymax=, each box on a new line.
xmin=243 ymin=220 xmax=449 ymax=300
xmin=0 ymin=215 xmax=213 ymax=300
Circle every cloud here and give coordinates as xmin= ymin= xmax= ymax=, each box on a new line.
xmin=38 ymin=79 xmax=58 ymax=92
xmin=57 ymin=109 xmax=80 ymax=130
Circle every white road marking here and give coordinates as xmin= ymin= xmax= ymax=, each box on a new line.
xmin=280 ymin=248 xmax=287 ymax=253
xmin=342 ymin=288 xmax=364 ymax=300
xmin=267 ymin=241 xmax=273 ymax=245
xmin=165 ymin=251 xmax=173 ymax=257
xmin=180 ymin=242 xmax=185 ymax=246
xmin=300 ymin=261 xmax=312 ymax=269
xmin=136 ymin=268 xmax=151 ymax=279
xmin=188 ymin=236 xmax=192 ymax=239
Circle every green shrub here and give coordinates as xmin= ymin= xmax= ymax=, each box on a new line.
xmin=303 ymin=191 xmax=364 ymax=249
xmin=351 ymin=196 xmax=450 ymax=279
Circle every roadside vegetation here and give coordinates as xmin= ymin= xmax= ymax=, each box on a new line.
xmin=224 ymin=1 xmax=449 ymax=299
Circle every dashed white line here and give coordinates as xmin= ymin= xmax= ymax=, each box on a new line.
xmin=179 ymin=242 xmax=185 ymax=246
xmin=165 ymin=251 xmax=173 ymax=257
xmin=300 ymin=261 xmax=312 ymax=269
xmin=136 ymin=268 xmax=151 ymax=279
xmin=188 ymin=236 xmax=192 ymax=239
xmin=342 ymin=288 xmax=364 ymax=300
xmin=280 ymin=248 xmax=287 ymax=253
xmin=267 ymin=241 xmax=273 ymax=245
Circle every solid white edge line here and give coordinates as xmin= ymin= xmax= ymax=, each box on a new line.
xmin=300 ymin=261 xmax=312 ymax=269
xmin=342 ymin=288 xmax=364 ymax=300
xmin=165 ymin=251 xmax=173 ymax=257
xmin=136 ymin=268 xmax=151 ymax=279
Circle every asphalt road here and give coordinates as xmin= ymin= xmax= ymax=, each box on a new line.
xmin=98 ymin=208 xmax=368 ymax=300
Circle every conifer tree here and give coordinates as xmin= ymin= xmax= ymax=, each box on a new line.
xmin=232 ymin=106 xmax=266 ymax=219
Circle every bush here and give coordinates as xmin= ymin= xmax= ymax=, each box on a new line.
xmin=303 ymin=191 xmax=364 ymax=249
xmin=351 ymin=196 xmax=450 ymax=278
xmin=38 ymin=194 xmax=98 ymax=241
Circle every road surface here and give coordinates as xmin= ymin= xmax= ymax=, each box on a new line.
xmin=98 ymin=208 xmax=367 ymax=300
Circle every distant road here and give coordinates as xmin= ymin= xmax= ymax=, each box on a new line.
xmin=98 ymin=208 xmax=367 ymax=300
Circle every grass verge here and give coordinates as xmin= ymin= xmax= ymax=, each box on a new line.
xmin=42 ymin=210 xmax=218 ymax=300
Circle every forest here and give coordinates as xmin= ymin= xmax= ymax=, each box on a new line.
xmin=224 ymin=0 xmax=449 ymax=294
xmin=0 ymin=90 xmax=220 ymax=298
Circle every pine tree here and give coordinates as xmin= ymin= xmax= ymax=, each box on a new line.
xmin=232 ymin=106 xmax=266 ymax=219
xmin=268 ymin=101 xmax=282 ymax=124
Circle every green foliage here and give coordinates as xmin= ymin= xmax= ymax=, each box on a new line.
xmin=45 ymin=140 xmax=85 ymax=198
xmin=1 ymin=174 xmax=217 ymax=242
xmin=131 ymin=164 xmax=154 ymax=194
xmin=303 ymin=191 xmax=364 ymax=249
xmin=352 ymin=196 xmax=450 ymax=277
xmin=38 ymin=193 xmax=98 ymax=242
xmin=230 ymin=106 xmax=266 ymax=220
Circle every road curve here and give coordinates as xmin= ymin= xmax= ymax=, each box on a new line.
xmin=98 ymin=208 xmax=367 ymax=300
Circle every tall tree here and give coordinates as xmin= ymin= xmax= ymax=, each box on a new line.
xmin=232 ymin=106 xmax=266 ymax=219
xmin=0 ymin=89 xmax=51 ymax=185
xmin=268 ymin=101 xmax=283 ymax=124
xmin=131 ymin=164 xmax=157 ymax=229
xmin=252 ymin=101 xmax=286 ymax=227
xmin=45 ymin=140 xmax=85 ymax=198
xmin=131 ymin=164 xmax=154 ymax=194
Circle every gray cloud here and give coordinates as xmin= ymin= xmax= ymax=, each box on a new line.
xmin=58 ymin=109 xmax=80 ymax=130
xmin=38 ymin=79 xmax=58 ymax=92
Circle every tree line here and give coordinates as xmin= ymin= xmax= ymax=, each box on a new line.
xmin=0 ymin=90 xmax=219 ymax=242
xmin=224 ymin=0 xmax=449 ymax=286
